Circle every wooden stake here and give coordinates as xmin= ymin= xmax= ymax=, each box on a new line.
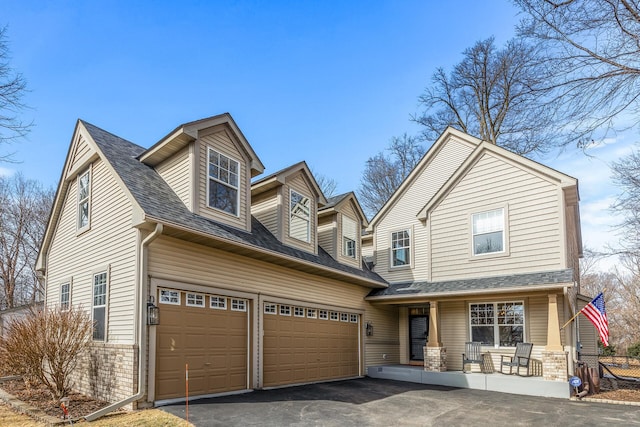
xmin=185 ymin=363 xmax=189 ymax=423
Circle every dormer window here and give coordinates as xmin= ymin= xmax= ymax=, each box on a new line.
xmin=290 ymin=190 xmax=310 ymax=242
xmin=77 ymin=168 xmax=91 ymax=232
xmin=208 ymin=148 xmax=240 ymax=216
xmin=342 ymin=215 xmax=357 ymax=258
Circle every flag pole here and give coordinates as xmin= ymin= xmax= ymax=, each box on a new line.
xmin=560 ymin=289 xmax=606 ymax=330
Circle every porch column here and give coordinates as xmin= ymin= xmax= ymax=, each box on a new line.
xmin=543 ymin=293 xmax=568 ymax=381
xmin=424 ymin=301 xmax=446 ymax=372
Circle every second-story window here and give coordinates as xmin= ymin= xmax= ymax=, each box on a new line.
xmin=342 ymin=215 xmax=357 ymax=258
xmin=208 ymin=148 xmax=239 ymax=216
xmin=391 ymin=230 xmax=410 ymax=267
xmin=290 ymin=190 xmax=310 ymax=242
xmin=77 ymin=168 xmax=91 ymax=231
xmin=472 ymin=208 xmax=505 ymax=255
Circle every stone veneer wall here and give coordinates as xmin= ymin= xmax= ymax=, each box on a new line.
xmin=542 ymin=350 xmax=568 ymax=381
xmin=72 ymin=343 xmax=138 ymax=405
xmin=424 ymin=347 xmax=447 ymax=372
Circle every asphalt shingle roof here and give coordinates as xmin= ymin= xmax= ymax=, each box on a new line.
xmin=82 ymin=121 xmax=386 ymax=285
xmin=368 ymin=269 xmax=575 ymax=298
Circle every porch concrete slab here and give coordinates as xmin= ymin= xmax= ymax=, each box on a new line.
xmin=422 ymin=370 xmax=487 ymax=390
xmin=366 ymin=365 xmax=423 ymax=383
xmin=368 ymin=365 xmax=570 ymax=399
xmin=486 ymin=373 xmax=570 ymax=398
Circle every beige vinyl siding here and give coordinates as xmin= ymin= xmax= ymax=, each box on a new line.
xmin=437 ymin=294 xmax=562 ymax=372
xmin=440 ymin=300 xmax=467 ymax=371
xmin=156 ymin=146 xmax=191 ymax=210
xmin=361 ymin=238 xmax=373 ymax=259
xmin=317 ymin=215 xmax=336 ymax=258
xmin=398 ymin=307 xmax=409 ymax=364
xmin=565 ymin=202 xmax=580 ymax=282
xmin=430 ymin=153 xmax=563 ymax=280
xmin=577 ymin=298 xmax=598 ymax=356
xmin=364 ymin=304 xmax=400 ymax=366
xmin=148 ymin=236 xmax=367 ymax=312
xmin=337 ymin=203 xmax=360 ymax=268
xmin=252 ymin=188 xmax=280 ymax=239
xmin=68 ymin=134 xmax=94 ymax=174
xmin=46 ymin=158 xmax=137 ymax=343
xmin=375 ymin=138 xmax=473 ymax=283
xmin=197 ymin=130 xmax=250 ymax=231
xmin=283 ymin=173 xmax=317 ymax=254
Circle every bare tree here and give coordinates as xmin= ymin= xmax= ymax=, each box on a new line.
xmin=611 ymin=148 xmax=640 ymax=256
xmin=358 ymin=134 xmax=424 ymax=217
xmin=311 ymin=169 xmax=338 ymax=198
xmin=413 ymin=37 xmax=560 ymax=157
xmin=516 ymin=0 xmax=640 ymax=142
xmin=0 ymin=26 xmax=31 ymax=156
xmin=0 ymin=173 xmax=54 ymax=309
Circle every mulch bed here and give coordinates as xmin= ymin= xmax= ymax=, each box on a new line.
xmin=0 ymin=378 xmax=110 ymax=419
xmin=588 ymin=377 xmax=640 ymax=403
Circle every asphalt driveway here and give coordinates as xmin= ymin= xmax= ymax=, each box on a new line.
xmin=160 ymin=377 xmax=640 ymax=426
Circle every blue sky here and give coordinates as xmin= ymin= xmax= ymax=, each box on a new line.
xmin=2 ymin=1 xmax=636 ymax=270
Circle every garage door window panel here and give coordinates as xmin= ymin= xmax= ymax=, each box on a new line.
xmin=264 ymin=303 xmax=277 ymax=314
xmin=186 ymin=293 xmax=205 ymax=307
xmin=231 ymin=298 xmax=247 ymax=312
xmin=210 ymin=296 xmax=226 ymax=309
xmin=160 ymin=289 xmax=180 ymax=305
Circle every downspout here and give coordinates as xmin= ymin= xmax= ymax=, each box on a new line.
xmin=86 ymin=223 xmax=163 ymax=421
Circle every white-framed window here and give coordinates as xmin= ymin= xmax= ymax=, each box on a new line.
xmin=330 ymin=311 xmax=339 ymax=321
xmin=319 ymin=310 xmax=328 ymax=320
xmin=231 ymin=298 xmax=247 ymax=312
xmin=340 ymin=313 xmax=349 ymax=322
xmin=92 ymin=272 xmax=108 ymax=341
xmin=307 ymin=308 xmax=317 ymax=319
xmin=210 ymin=296 xmax=227 ymax=310
xmin=264 ymin=303 xmax=277 ymax=314
xmin=186 ymin=293 xmax=205 ymax=307
xmin=342 ymin=216 xmax=357 ymax=258
xmin=289 ymin=190 xmax=310 ymax=242
xmin=159 ymin=289 xmax=180 ymax=305
xmin=350 ymin=314 xmax=358 ymax=323
xmin=77 ymin=168 xmax=91 ymax=231
xmin=60 ymin=283 xmax=71 ymax=311
xmin=391 ymin=230 xmax=410 ymax=267
xmin=208 ymin=148 xmax=240 ymax=216
xmin=469 ymin=301 xmax=524 ymax=347
xmin=280 ymin=305 xmax=291 ymax=316
xmin=294 ymin=307 xmax=305 ymax=317
xmin=472 ymin=208 xmax=505 ymax=255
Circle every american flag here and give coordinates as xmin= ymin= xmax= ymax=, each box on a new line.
xmin=580 ymin=292 xmax=609 ymax=347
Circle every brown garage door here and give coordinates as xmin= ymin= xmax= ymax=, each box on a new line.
xmin=263 ymin=303 xmax=359 ymax=387
xmin=155 ymin=289 xmax=249 ymax=401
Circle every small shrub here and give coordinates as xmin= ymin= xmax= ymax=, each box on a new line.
xmin=628 ymin=342 xmax=640 ymax=358
xmin=0 ymin=306 xmax=93 ymax=401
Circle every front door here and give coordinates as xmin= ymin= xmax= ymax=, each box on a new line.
xmin=409 ymin=315 xmax=429 ymax=361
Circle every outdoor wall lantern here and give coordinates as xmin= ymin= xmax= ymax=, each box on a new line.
xmin=147 ymin=296 xmax=159 ymax=325
xmin=366 ymin=321 xmax=373 ymax=336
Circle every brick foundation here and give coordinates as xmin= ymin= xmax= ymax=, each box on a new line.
xmin=72 ymin=343 xmax=138 ymax=406
xmin=542 ymin=350 xmax=568 ymax=382
xmin=424 ymin=346 xmax=447 ymax=372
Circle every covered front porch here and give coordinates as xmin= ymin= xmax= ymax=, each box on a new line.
xmin=366 ymin=364 xmax=570 ymax=398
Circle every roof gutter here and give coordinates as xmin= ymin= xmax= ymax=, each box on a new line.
xmin=366 ymin=282 xmax=573 ymax=303
xmin=85 ymin=223 xmax=164 ymax=421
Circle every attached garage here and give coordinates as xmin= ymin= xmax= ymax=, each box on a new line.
xmin=262 ymin=302 xmax=360 ymax=387
xmin=155 ymin=288 xmax=250 ymax=401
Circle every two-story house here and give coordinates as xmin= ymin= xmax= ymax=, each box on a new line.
xmin=364 ymin=127 xmax=584 ymax=396
xmin=36 ymin=114 xmax=586 ymax=415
